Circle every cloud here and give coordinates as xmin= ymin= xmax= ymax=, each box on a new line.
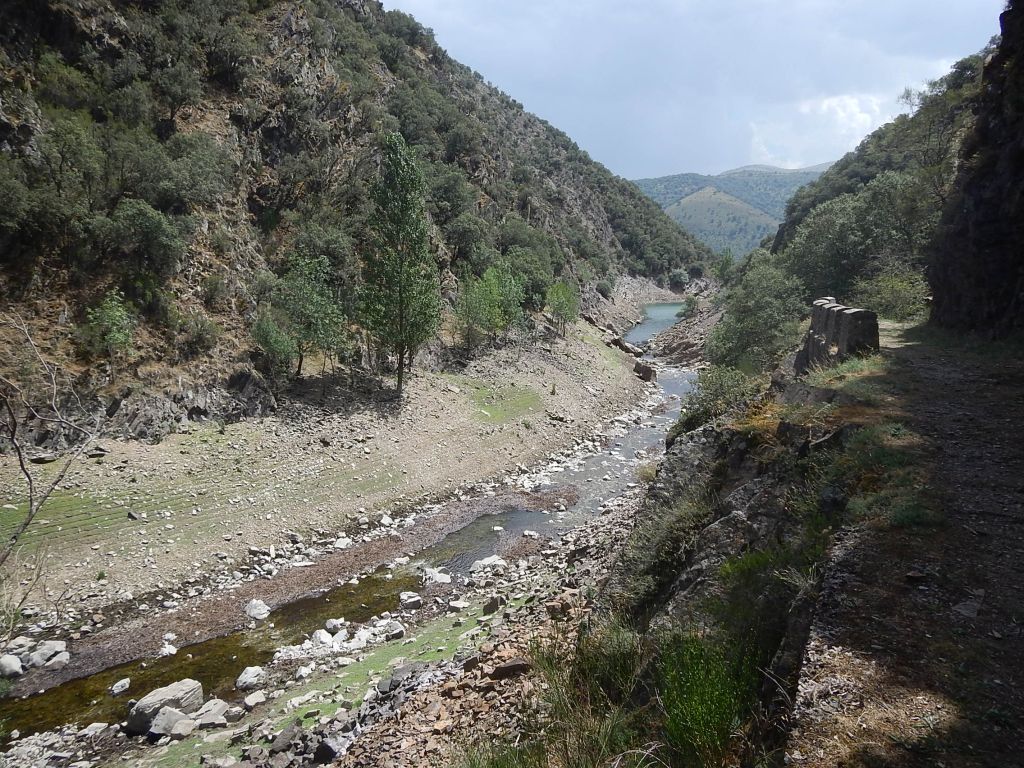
xmin=390 ymin=0 xmax=1004 ymax=177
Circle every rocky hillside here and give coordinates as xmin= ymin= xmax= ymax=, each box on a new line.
xmin=930 ymin=0 xmax=1024 ymax=336
xmin=634 ymin=164 xmax=829 ymax=256
xmin=0 ymin=0 xmax=710 ymax=417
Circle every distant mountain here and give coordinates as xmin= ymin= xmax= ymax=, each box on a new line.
xmin=664 ymin=187 xmax=778 ymax=256
xmin=634 ymin=163 xmax=831 ymax=255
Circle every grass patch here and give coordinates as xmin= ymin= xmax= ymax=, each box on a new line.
xmin=805 ymin=354 xmax=887 ymax=404
xmin=611 ymin=494 xmax=716 ymax=621
xmin=660 ymin=634 xmax=758 ymax=768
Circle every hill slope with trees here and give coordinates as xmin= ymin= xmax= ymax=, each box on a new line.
xmin=0 ymin=0 xmax=710 ymax=404
xmin=634 ymin=164 xmax=829 ymax=255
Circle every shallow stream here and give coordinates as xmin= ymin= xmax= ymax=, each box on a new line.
xmin=0 ymin=303 xmax=692 ymax=740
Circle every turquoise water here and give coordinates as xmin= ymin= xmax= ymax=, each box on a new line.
xmin=624 ymin=302 xmax=685 ymax=346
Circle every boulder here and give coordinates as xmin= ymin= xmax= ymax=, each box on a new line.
xmin=399 ymin=591 xmax=422 ymax=610
xmin=147 ymin=706 xmax=188 ymax=738
xmin=243 ymin=690 xmax=266 ymax=711
xmin=244 ymin=599 xmax=271 ymax=620
xmin=469 ymin=555 xmax=507 ymax=573
xmin=489 ymin=658 xmax=531 ymax=680
xmin=633 ymin=360 xmax=657 ymax=382
xmin=110 ymin=677 xmax=130 ymax=696
xmin=126 ymin=679 xmax=203 ymax=735
xmin=235 ymin=666 xmax=265 ymax=691
xmin=28 ymin=640 xmax=66 ymax=668
xmin=43 ymin=651 xmax=70 ymax=670
xmin=0 ymin=654 xmax=23 ymax=678
xmin=194 ymin=699 xmax=231 ymax=729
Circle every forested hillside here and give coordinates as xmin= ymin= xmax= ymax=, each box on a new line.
xmin=663 ymin=187 xmax=777 ymax=255
xmin=634 ymin=164 xmax=829 ymax=255
xmin=0 ymin=0 xmax=709 ymax=394
xmin=700 ymin=44 xmax=993 ymax=373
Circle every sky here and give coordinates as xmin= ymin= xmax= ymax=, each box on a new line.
xmin=388 ymin=0 xmax=1005 ymax=179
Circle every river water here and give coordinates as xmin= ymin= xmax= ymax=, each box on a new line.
xmin=0 ymin=303 xmax=693 ymax=740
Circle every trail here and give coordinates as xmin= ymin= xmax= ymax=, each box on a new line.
xmin=788 ymin=324 xmax=1024 ymax=767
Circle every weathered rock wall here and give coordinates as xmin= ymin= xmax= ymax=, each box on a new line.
xmin=929 ymin=1 xmax=1024 ymax=336
xmin=794 ymin=298 xmax=879 ymax=375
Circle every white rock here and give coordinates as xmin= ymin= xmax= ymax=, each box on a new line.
xmin=333 ymin=537 xmax=353 ymax=550
xmin=235 ymin=666 xmax=266 ymax=691
xmin=110 ymin=678 xmax=130 ymax=696
xmin=311 ymin=629 xmax=333 ymax=646
xmin=44 ymin=651 xmax=70 ymax=670
xmin=399 ymin=592 xmax=422 ymax=610
xmin=421 ymin=567 xmax=451 ymax=585
xmin=158 ymin=642 xmax=177 ymax=657
xmin=469 ymin=555 xmax=507 ymax=573
xmin=126 ymin=679 xmax=203 ymax=735
xmin=0 ymin=654 xmax=23 ymax=678
xmin=245 ymin=599 xmax=271 ymax=620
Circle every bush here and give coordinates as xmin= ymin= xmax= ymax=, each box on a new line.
xmin=179 ymin=311 xmax=221 ymax=358
xmin=456 ymin=264 xmax=524 ymax=349
xmin=201 ymin=274 xmax=228 ymax=308
xmin=660 ymin=634 xmax=757 ymax=767
xmin=849 ymin=262 xmax=929 ymax=321
xmin=104 ymin=199 xmax=187 ymax=280
xmin=595 ymin=279 xmax=613 ymax=300
xmin=705 ymin=257 xmax=806 ymax=371
xmin=252 ymin=310 xmax=298 ymax=381
xmin=546 ymin=279 xmax=580 ymax=335
xmin=668 ymin=268 xmax=690 ymax=292
xmin=676 ymin=295 xmax=698 ymax=319
xmin=671 ymin=366 xmax=759 ymax=439
xmin=81 ymin=291 xmax=135 ymax=359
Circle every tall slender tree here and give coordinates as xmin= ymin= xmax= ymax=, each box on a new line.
xmin=360 ymin=132 xmax=440 ymax=399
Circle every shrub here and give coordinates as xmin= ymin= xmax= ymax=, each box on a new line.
xmin=179 ymin=311 xmax=221 ymax=358
xmin=670 ymin=366 xmax=759 ymax=440
xmin=660 ymin=634 xmax=757 ymax=767
xmin=705 ymin=258 xmax=806 ymax=371
xmin=676 ymin=295 xmax=698 ymax=319
xmin=201 ymin=274 xmax=228 ymax=308
xmin=104 ymin=199 xmax=187 ymax=280
xmin=456 ymin=263 xmax=524 ymax=349
xmin=595 ymin=279 xmax=613 ymax=300
xmin=252 ymin=310 xmax=298 ymax=381
xmin=546 ymin=279 xmax=580 ymax=335
xmin=849 ymin=262 xmax=929 ymax=321
xmin=81 ymin=291 xmax=135 ymax=359
xmin=668 ymin=268 xmax=690 ymax=292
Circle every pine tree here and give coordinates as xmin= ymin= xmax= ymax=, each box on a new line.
xmin=360 ymin=133 xmax=440 ymax=399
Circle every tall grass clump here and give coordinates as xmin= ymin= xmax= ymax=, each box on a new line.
xmin=660 ymin=634 xmax=758 ymax=767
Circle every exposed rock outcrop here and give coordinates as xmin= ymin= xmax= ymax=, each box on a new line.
xmin=930 ymin=0 xmax=1024 ymax=336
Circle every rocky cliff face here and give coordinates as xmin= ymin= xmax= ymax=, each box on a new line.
xmin=930 ymin=1 xmax=1024 ymax=336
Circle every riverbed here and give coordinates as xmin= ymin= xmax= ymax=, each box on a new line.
xmin=0 ymin=303 xmax=692 ymax=742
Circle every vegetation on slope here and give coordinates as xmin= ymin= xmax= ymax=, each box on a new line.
xmin=634 ymin=164 xmax=830 ymax=256
xmin=0 ymin=0 xmax=709 ymax=394
xmin=664 ymin=187 xmax=778 ymax=256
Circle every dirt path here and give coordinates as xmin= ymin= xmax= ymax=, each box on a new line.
xmin=787 ymin=324 xmax=1024 ymax=767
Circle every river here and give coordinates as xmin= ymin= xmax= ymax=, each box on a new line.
xmin=0 ymin=303 xmax=693 ymax=741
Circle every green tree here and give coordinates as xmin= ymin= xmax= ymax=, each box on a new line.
xmin=705 ymin=258 xmax=806 ymax=371
xmin=276 ymin=255 xmax=347 ymax=377
xmin=456 ymin=263 xmax=524 ymax=349
xmin=360 ymin=132 xmax=440 ymax=398
xmin=81 ymin=291 xmax=135 ymax=359
xmin=546 ymin=279 xmax=580 ymax=336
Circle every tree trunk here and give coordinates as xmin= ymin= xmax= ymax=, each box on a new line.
xmin=296 ymin=351 xmax=304 ymax=378
xmin=396 ymin=347 xmax=405 ymax=399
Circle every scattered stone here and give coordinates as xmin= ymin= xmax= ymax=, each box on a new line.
xmin=244 ymin=599 xmax=271 ymax=620
xmin=235 ymin=666 xmax=266 ymax=691
xmin=28 ymin=639 xmax=67 ymax=668
xmin=0 ymin=654 xmax=23 ymax=678
xmin=243 ymin=690 xmax=266 ymax=711
xmin=489 ymin=658 xmax=531 ymax=680
xmin=400 ymin=591 xmax=423 ymax=610
xmin=126 ymin=679 xmax=203 ymax=735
